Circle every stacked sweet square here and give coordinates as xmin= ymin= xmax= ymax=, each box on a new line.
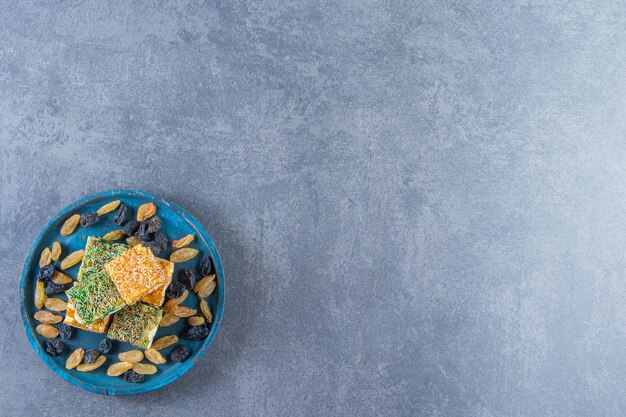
xmin=65 ymin=236 xmax=173 ymax=348
xmin=107 ymin=302 xmax=163 ymax=349
xmin=105 ymin=244 xmax=171 ymax=305
xmin=65 ymin=237 xmax=128 ymax=325
xmin=141 ymin=258 xmax=174 ymax=307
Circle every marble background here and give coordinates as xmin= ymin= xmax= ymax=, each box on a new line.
xmin=1 ymin=1 xmax=626 ymax=416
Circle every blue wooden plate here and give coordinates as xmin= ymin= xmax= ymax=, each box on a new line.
xmin=20 ymin=190 xmax=224 ymax=395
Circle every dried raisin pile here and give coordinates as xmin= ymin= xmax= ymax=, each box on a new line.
xmin=135 ymin=221 xmax=150 ymax=240
xmin=113 ymin=204 xmax=128 ymax=226
xmin=37 ymin=264 xmax=55 ymax=282
xmin=180 ymin=269 xmax=196 ymax=290
xmin=83 ymin=349 xmax=100 ymax=364
xmin=44 ymin=281 xmax=69 ymax=296
xmin=124 ymin=220 xmax=140 ymax=236
xmin=99 ymin=338 xmax=113 ymax=354
xmin=142 ymin=241 xmax=162 ymax=256
xmin=45 ymin=340 xmax=64 ymax=356
xmin=171 ymin=345 xmax=191 ymax=362
xmin=146 ymin=216 xmax=161 ymax=233
xmin=200 ymin=256 xmax=213 ymax=276
xmin=58 ymin=323 xmax=72 ymax=339
xmin=182 ymin=323 xmax=209 ymax=341
xmin=123 ymin=370 xmax=144 ymax=383
xmin=154 ymin=230 xmax=168 ymax=251
xmin=80 ymin=212 xmax=100 ymax=227
xmin=165 ymin=281 xmax=186 ymax=299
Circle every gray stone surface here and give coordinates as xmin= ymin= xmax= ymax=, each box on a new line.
xmin=1 ymin=0 xmax=625 ymax=416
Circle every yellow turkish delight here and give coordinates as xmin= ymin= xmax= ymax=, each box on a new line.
xmin=141 ymin=258 xmax=174 ymax=307
xmin=104 ymin=244 xmax=169 ymax=305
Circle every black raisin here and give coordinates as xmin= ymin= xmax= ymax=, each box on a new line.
xmin=182 ymin=323 xmax=209 ymax=341
xmin=58 ymin=323 xmax=72 ymax=339
xmin=165 ymin=281 xmax=186 ymax=299
xmin=45 ymin=340 xmax=64 ymax=356
xmin=80 ymin=212 xmax=100 ymax=227
xmin=200 ymin=256 xmax=213 ymax=276
xmin=135 ymin=221 xmax=151 ymax=240
xmin=180 ymin=269 xmax=196 ymax=290
xmin=142 ymin=241 xmax=162 ymax=256
xmin=170 ymin=345 xmax=192 ymax=362
xmin=124 ymin=220 xmax=140 ymax=236
xmin=113 ymin=204 xmax=128 ymax=226
xmin=146 ymin=216 xmax=161 ymax=233
xmin=83 ymin=349 xmax=100 ymax=364
xmin=37 ymin=264 xmax=55 ymax=282
xmin=99 ymin=338 xmax=113 ymax=354
xmin=123 ymin=369 xmax=144 ymax=383
xmin=154 ymin=230 xmax=168 ymax=251
xmin=44 ymin=281 xmax=69 ymax=296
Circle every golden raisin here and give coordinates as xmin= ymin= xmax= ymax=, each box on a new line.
xmin=118 ymin=350 xmax=144 ymax=363
xmin=103 ymin=230 xmax=125 ymax=241
xmin=171 ymin=234 xmax=194 ymax=248
xmin=60 ymin=214 xmax=80 ymax=236
xmin=66 ymin=348 xmax=84 ymax=370
xmin=164 ymin=290 xmax=188 ymax=313
xmin=144 ymin=348 xmax=166 ymax=364
xmin=36 ymin=324 xmax=59 ymax=338
xmin=51 ymin=270 xmax=72 ymax=285
xmin=96 ymin=200 xmax=121 ymax=216
xmin=44 ymin=298 xmax=67 ymax=311
xmin=34 ymin=311 xmax=63 ymax=324
xmin=107 ymin=361 xmax=133 ymax=376
xmin=137 ymin=203 xmax=156 ymax=221
xmin=172 ymin=305 xmax=196 ymax=318
xmin=35 ymin=281 xmax=46 ymax=309
xmin=200 ymin=299 xmax=213 ymax=323
xmin=187 ymin=316 xmax=205 ymax=326
xmin=151 ymin=335 xmax=178 ymax=350
xmin=39 ymin=247 xmax=52 ymax=268
xmin=169 ymin=248 xmax=199 ymax=263
xmin=50 ymin=242 xmax=62 ymax=261
xmin=60 ymin=250 xmax=84 ymax=270
xmin=126 ymin=236 xmax=141 ymax=247
xmin=132 ymin=363 xmax=157 ymax=375
xmin=194 ymin=274 xmax=216 ymax=298
xmin=159 ymin=314 xmax=180 ymax=327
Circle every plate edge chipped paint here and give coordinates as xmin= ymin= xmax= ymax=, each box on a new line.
xmin=19 ymin=189 xmax=225 ymax=395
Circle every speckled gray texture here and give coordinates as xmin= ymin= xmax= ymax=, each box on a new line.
xmin=1 ymin=1 xmax=626 ymax=416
